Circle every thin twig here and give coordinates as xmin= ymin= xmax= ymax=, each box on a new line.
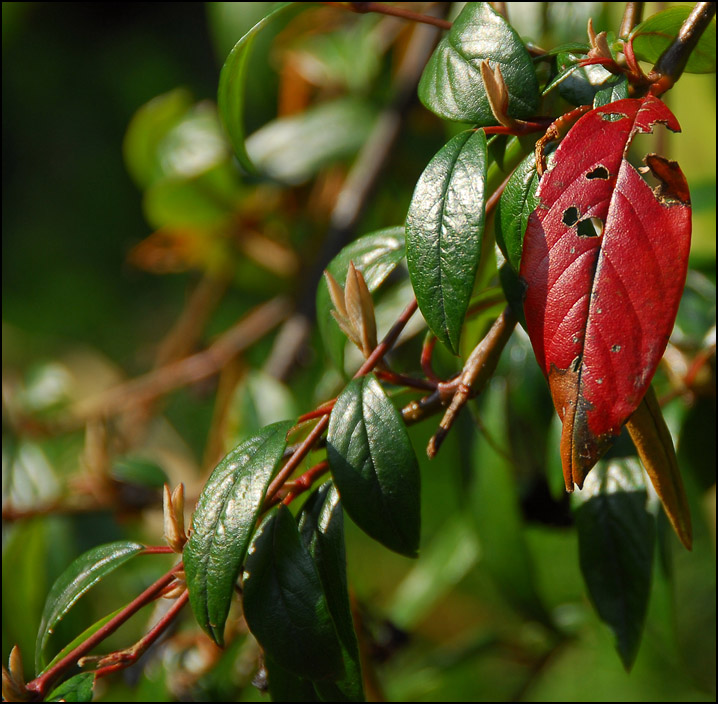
xmin=92 ymin=590 xmax=189 ymax=680
xmin=650 ymin=2 xmax=716 ymax=94
xmin=71 ymin=297 xmax=291 ymax=422
xmin=264 ymin=299 xmax=418 ymax=502
xmin=427 ymin=307 xmax=518 ymax=457
xmin=323 ymin=1 xmax=452 ymax=30
xmin=27 ymin=564 xmax=183 ymax=698
xmin=619 ymin=2 xmax=644 ymax=39
xmin=264 ymin=11 xmax=445 ymax=380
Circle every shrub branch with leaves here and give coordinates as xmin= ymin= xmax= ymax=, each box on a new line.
xmin=3 ymin=2 xmax=716 ymax=702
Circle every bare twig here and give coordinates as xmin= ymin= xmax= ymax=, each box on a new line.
xmin=264 ymin=11 xmax=445 ymax=380
xmin=264 ymin=299 xmax=418 ymax=502
xmin=619 ymin=2 xmax=644 ymax=39
xmin=27 ymin=564 xmax=184 ymax=699
xmin=71 ymin=297 xmax=291 ymax=421
xmin=323 ymin=1 xmax=452 ymax=31
xmin=92 ymin=590 xmax=189 ymax=680
xmin=650 ymin=2 xmax=716 ymax=94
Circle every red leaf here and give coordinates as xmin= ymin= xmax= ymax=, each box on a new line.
xmin=521 ymin=96 xmax=691 ymax=491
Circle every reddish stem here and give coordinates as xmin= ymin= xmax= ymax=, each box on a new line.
xmin=141 ymin=545 xmax=175 ymax=555
xmin=322 ymin=1 xmax=452 ymax=31
xmin=93 ymin=590 xmax=189 ymax=680
xmin=375 ymin=369 xmax=436 ymax=391
xmin=27 ymin=565 xmax=183 ymax=698
xmin=280 ymin=461 xmax=331 ymax=506
xmin=297 ymin=399 xmax=337 ymax=423
xmin=265 ymin=299 xmax=419 ymax=503
xmin=421 ymin=334 xmax=440 ymax=384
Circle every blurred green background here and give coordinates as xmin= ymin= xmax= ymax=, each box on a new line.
xmin=2 ymin=3 xmax=715 ymax=702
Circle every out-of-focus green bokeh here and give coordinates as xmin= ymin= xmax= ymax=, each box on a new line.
xmin=3 ymin=3 xmax=715 ymax=702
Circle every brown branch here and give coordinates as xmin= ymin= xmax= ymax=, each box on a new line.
xmin=323 ymin=1 xmax=452 ymax=30
xmin=650 ymin=1 xmax=716 ymax=94
xmin=619 ymin=2 xmax=644 ymax=39
xmin=70 ymin=297 xmax=291 ymax=422
xmin=155 ymin=272 xmax=230 ymax=367
xmin=264 ymin=10 xmax=445 ymax=380
xmin=264 ymin=299 xmax=418 ymax=502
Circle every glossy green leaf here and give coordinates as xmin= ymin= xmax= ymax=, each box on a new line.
xmin=45 ymin=672 xmax=95 ymax=702
xmin=593 ymin=75 xmax=629 ymax=107
xmin=469 ymin=380 xmax=547 ymax=621
xmin=317 ymin=228 xmax=405 ymax=371
xmin=406 ymin=129 xmax=488 ymax=353
xmin=246 ymin=97 xmax=376 ymax=185
xmin=41 ymin=608 xmax=122 ymax=675
xmin=418 ymin=2 xmax=539 ymax=124
xmin=298 ymin=482 xmax=364 ymax=702
xmin=496 ymin=151 xmax=539 ymax=274
xmin=123 ymin=88 xmax=193 ymax=189
xmin=265 ymin=655 xmax=321 ymax=702
xmin=243 ymin=506 xmax=344 ymax=680
xmin=327 ymin=376 xmax=420 ymax=557
xmin=35 ymin=541 xmax=144 ymax=671
xmin=631 ymin=6 xmax=716 ymax=74
xmin=555 ymin=52 xmax=628 ymax=107
xmin=572 ymin=457 xmax=655 ymax=669
xmin=217 ymin=2 xmax=299 ymax=174
xmin=184 ymin=420 xmax=293 ymax=645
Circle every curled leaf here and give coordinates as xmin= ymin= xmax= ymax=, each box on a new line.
xmin=626 ymin=385 xmax=692 ymax=549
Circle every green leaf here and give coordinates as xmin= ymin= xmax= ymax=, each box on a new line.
xmin=45 ymin=672 xmax=95 ymax=702
xmin=246 ymin=97 xmax=377 ymax=185
xmin=418 ymin=2 xmax=539 ymax=124
xmin=41 ymin=608 xmax=122 ymax=674
xmin=469 ymin=380 xmax=547 ymax=621
xmin=35 ymin=541 xmax=144 ymax=671
xmin=572 ymin=457 xmax=656 ymax=670
xmin=184 ymin=420 xmax=293 ymax=645
xmin=555 ymin=52 xmax=627 ymax=107
xmin=327 ymin=376 xmax=420 ymax=557
xmin=123 ymin=88 xmax=194 ymax=189
xmin=387 ymin=514 xmax=479 ymax=630
xmin=217 ymin=2 xmax=301 ymax=174
xmin=298 ymin=482 xmax=364 ymax=702
xmin=317 ymin=228 xmax=405 ymax=371
xmin=592 ymin=75 xmax=629 ymax=107
xmin=265 ymin=655 xmax=321 ymax=702
xmin=406 ymin=129 xmax=488 ymax=353
xmin=243 ymin=505 xmax=344 ymax=680
xmin=631 ymin=6 xmax=716 ymax=74
xmin=496 ymin=151 xmax=539 ymax=274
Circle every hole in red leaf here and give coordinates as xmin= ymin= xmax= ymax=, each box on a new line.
xmin=601 ymin=112 xmax=627 ymax=122
xmin=611 ymin=344 xmax=621 ymax=352
xmin=585 ymin=166 xmax=609 ymax=180
xmin=562 ymin=207 xmax=580 ymax=226
xmin=576 ymin=217 xmax=603 ymax=238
